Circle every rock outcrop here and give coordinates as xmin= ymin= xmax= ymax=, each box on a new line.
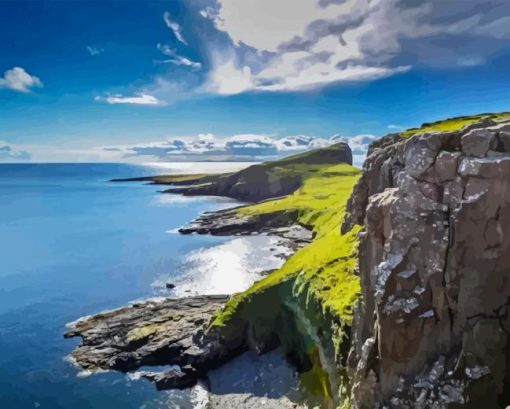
xmin=178 ymin=206 xmax=313 ymax=249
xmin=65 ymin=295 xmax=240 ymax=389
xmin=342 ymin=118 xmax=510 ymax=408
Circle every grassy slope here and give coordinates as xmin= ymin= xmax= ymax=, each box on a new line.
xmin=211 ymin=163 xmax=362 ymax=328
xmin=207 ymin=112 xmax=510 ymax=329
xmin=116 ymin=143 xmax=352 ymax=202
xmin=401 ymin=111 xmax=510 ymax=137
xmin=150 ymin=173 xmax=211 ymax=183
xmin=202 ymin=111 xmax=510 ymax=407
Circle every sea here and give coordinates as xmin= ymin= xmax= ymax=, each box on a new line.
xmin=0 ymin=163 xmax=296 ymax=409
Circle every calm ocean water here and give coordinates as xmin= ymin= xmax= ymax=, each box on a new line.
xmin=0 ymin=163 xmax=288 ymax=409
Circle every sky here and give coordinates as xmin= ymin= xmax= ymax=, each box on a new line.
xmin=1 ymin=0 xmax=510 ymax=165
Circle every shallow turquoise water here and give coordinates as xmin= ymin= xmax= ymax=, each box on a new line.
xmin=0 ymin=163 xmax=259 ymax=409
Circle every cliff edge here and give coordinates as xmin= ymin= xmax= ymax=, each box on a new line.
xmin=343 ymin=117 xmax=510 ymax=408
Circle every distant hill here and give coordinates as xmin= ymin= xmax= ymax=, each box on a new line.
xmin=113 ymin=142 xmax=352 ymax=202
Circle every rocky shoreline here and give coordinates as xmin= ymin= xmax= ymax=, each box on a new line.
xmin=178 ymin=206 xmax=313 ymax=249
xmin=65 ymin=203 xmax=313 ymax=403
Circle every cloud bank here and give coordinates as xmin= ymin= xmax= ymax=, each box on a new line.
xmin=0 ymin=133 xmax=377 ymax=166
xmin=0 ymin=142 xmax=31 ymax=161
xmin=200 ymin=0 xmax=510 ymax=94
xmin=104 ymin=132 xmax=376 ymax=166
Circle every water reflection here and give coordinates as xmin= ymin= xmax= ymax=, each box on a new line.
xmin=152 ymin=235 xmax=292 ymax=296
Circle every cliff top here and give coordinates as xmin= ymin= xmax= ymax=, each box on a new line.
xmin=400 ymin=111 xmax=510 ymax=137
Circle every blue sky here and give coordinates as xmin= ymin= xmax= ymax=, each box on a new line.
xmin=1 ymin=0 xmax=510 ymax=163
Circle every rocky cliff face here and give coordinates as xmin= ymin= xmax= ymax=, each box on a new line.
xmin=342 ymin=118 xmax=510 ymax=408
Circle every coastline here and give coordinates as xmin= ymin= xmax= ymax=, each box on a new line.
xmin=66 ymin=145 xmax=359 ymax=408
xmin=65 ymin=194 xmax=313 ymax=407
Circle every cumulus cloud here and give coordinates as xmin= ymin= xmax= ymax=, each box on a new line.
xmin=5 ymin=133 xmax=377 ymax=165
xmin=157 ymin=44 xmax=202 ymax=70
xmin=0 ymin=67 xmax=43 ymax=93
xmin=202 ymin=0 xmax=510 ymax=94
xmin=95 ymin=93 xmax=163 ymax=105
xmin=163 ymin=11 xmax=188 ymax=45
xmin=205 ymin=57 xmax=254 ymax=95
xmin=101 ymin=132 xmax=373 ymax=164
xmin=0 ymin=142 xmax=31 ymax=161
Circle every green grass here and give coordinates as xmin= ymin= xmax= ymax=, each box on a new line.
xmin=211 ymin=163 xmax=362 ymax=328
xmin=150 ymin=173 xmax=213 ymax=183
xmin=190 ymin=112 xmax=510 ymax=330
xmin=401 ymin=112 xmax=510 ymax=137
xmin=126 ymin=323 xmax=159 ymax=341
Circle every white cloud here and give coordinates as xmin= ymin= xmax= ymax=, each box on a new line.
xmin=163 ymin=11 xmax=188 ymax=45
xmin=5 ymin=133 xmax=377 ymax=165
xmin=203 ymin=0 xmax=510 ymax=94
xmin=102 ymin=132 xmax=374 ymax=164
xmin=256 ymin=64 xmax=409 ymax=92
xmin=204 ymin=0 xmax=412 ymax=93
xmin=0 ymin=67 xmax=43 ymax=93
xmin=103 ymin=133 xmax=329 ymax=161
xmin=86 ymin=46 xmax=104 ymax=56
xmin=157 ymin=44 xmax=202 ymax=70
xmin=0 ymin=142 xmax=31 ymax=161
xmin=388 ymin=124 xmax=404 ymax=130
xmin=210 ymin=0 xmax=352 ymax=52
xmin=275 ymin=135 xmax=330 ymax=151
xmin=205 ymin=57 xmax=254 ymax=95
xmin=95 ymin=93 xmax=163 ymax=105
xmin=199 ymin=7 xmax=216 ymax=20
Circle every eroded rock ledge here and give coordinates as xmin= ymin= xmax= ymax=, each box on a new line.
xmin=343 ymin=118 xmax=510 ymax=408
xmin=178 ymin=206 xmax=313 ymax=250
xmin=65 ymin=295 xmax=239 ymax=390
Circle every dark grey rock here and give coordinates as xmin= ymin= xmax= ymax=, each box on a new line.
xmin=461 ymin=128 xmax=497 ymax=157
xmin=343 ymin=118 xmax=510 ymax=409
xmin=64 ymin=295 xmax=239 ymax=390
xmin=143 ymin=365 xmax=198 ymax=390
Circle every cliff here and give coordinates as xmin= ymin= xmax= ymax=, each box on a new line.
xmin=69 ymin=114 xmax=510 ymax=409
xmin=343 ymin=115 xmax=510 ymax=408
xmin=201 ymin=114 xmax=510 ymax=408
